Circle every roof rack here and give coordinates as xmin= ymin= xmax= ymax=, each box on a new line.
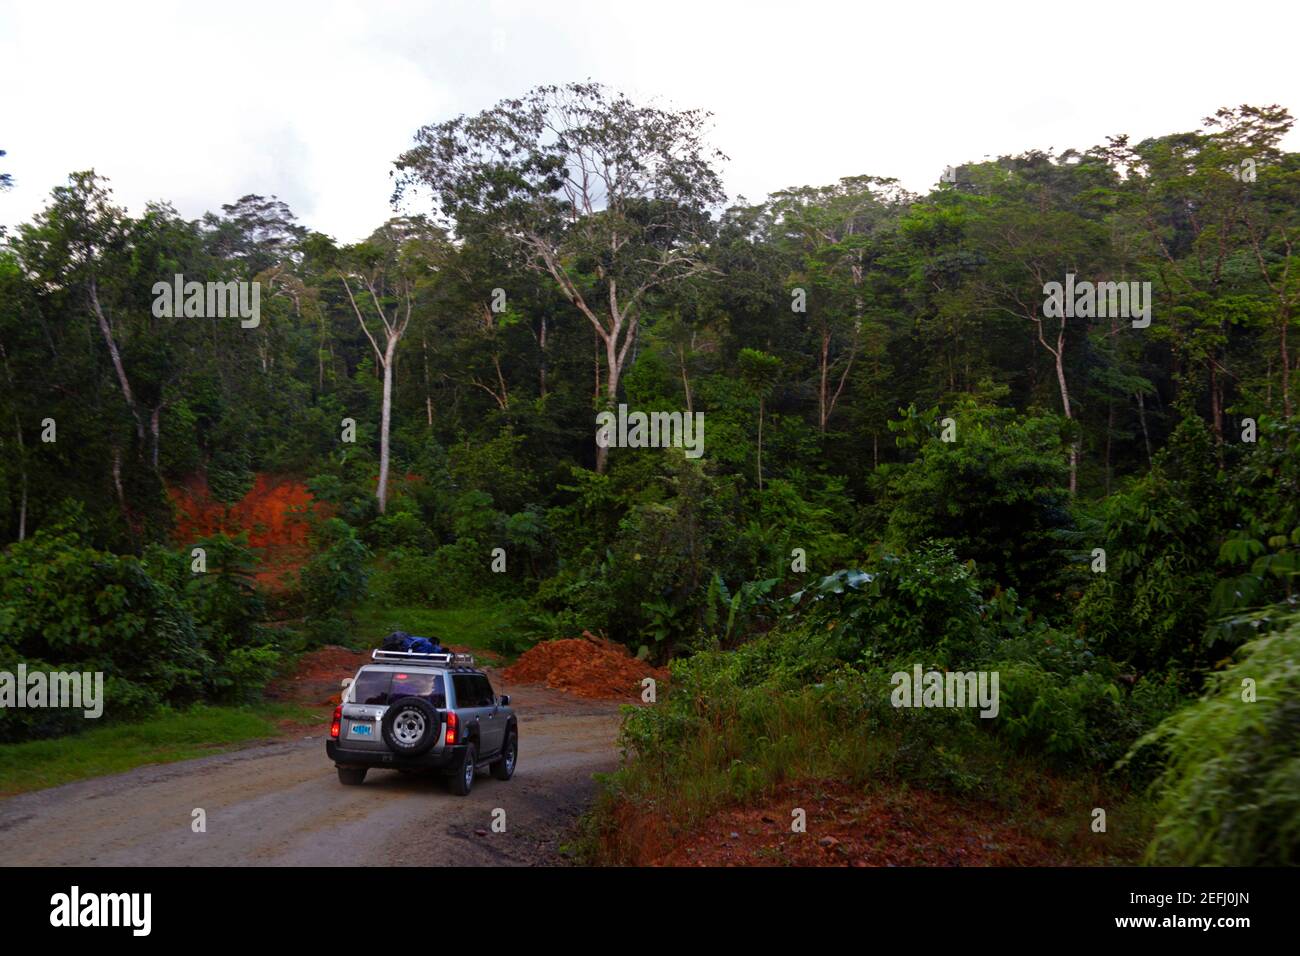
xmin=371 ymin=649 xmax=475 ymax=667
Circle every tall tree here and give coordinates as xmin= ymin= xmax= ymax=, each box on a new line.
xmin=394 ymin=82 xmax=726 ymax=472
xmin=738 ymin=347 xmax=780 ymax=490
xmin=768 ymin=176 xmax=908 ymax=433
xmin=965 ymin=154 xmax=1114 ymax=494
xmin=337 ymin=218 xmax=441 ymax=513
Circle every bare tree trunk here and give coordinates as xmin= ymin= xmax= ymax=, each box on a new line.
xmin=12 ymin=417 xmax=26 ymax=542
xmin=89 ymin=279 xmax=145 ymax=444
xmin=818 ymin=329 xmax=830 ymax=432
xmin=1136 ymin=391 xmax=1153 ymax=466
xmin=1050 ymin=338 xmax=1078 ymax=496
xmin=1105 ymin=398 xmax=1114 ymax=495
xmin=595 ymin=333 xmax=622 ymax=474
xmin=17 ymin=467 xmax=26 ymax=541
xmin=1028 ymin=322 xmax=1038 ymax=396
xmin=829 ymin=325 xmax=859 ymax=430
xmin=537 ymin=314 xmax=548 ymax=398
xmin=1 ymin=343 xmax=27 ymax=540
xmin=1027 ymin=304 xmax=1078 ymax=496
xmin=1282 ymin=309 xmax=1293 ymax=417
xmin=756 ymin=397 xmax=764 ymax=491
xmin=319 ymin=323 xmax=327 ymax=390
xmin=677 ymin=344 xmax=693 ymax=415
xmin=111 ymin=446 xmax=126 ymax=512
xmin=150 ymin=405 xmax=162 ymax=473
xmin=531 ymin=237 xmax=653 ymax=474
xmin=1210 ymin=362 xmax=1225 ymax=467
xmin=340 ymin=274 xmax=413 ymax=516
xmin=378 ymin=340 xmax=395 ymax=514
xmin=422 ymin=334 xmax=433 ymax=427
xmin=493 ymin=355 xmax=510 ymax=409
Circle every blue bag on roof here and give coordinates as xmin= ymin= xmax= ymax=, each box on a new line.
xmin=381 ymin=631 xmax=443 ymax=655
xmin=381 ymin=630 xmax=411 ymax=651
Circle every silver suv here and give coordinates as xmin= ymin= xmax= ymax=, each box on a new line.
xmin=326 ymin=650 xmax=517 ymax=796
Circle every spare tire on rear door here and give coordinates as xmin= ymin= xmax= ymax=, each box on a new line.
xmin=381 ymin=696 xmax=442 ymax=757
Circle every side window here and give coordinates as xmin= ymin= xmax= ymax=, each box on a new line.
xmin=430 ymin=674 xmax=447 ymax=708
xmin=476 ymin=675 xmax=495 ymax=705
xmin=452 ymin=674 xmax=479 ymax=708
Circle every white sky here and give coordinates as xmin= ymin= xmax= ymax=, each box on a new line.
xmin=2 ymin=0 xmax=1297 ymax=242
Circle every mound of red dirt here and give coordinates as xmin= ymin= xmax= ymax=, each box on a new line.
xmin=504 ymin=632 xmax=668 ymax=701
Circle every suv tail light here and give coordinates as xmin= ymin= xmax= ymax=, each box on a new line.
xmin=330 ymin=704 xmax=342 ymax=739
xmin=445 ymin=710 xmax=458 ymax=745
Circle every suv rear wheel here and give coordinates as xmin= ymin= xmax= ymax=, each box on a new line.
xmin=449 ymin=742 xmax=477 ymax=796
xmin=490 ymin=730 xmax=517 ymax=780
xmin=381 ymin=696 xmax=442 ymax=758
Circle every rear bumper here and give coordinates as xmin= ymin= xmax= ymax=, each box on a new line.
xmin=327 ymin=738 xmax=466 ymax=771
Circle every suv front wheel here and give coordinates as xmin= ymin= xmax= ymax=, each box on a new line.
xmin=449 ymin=742 xmax=477 ymax=796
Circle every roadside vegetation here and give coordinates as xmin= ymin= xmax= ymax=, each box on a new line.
xmin=1 ymin=91 xmax=1298 ymax=864
xmin=0 ymin=702 xmax=318 ymax=796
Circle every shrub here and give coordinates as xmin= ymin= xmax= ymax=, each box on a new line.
xmin=367 ymin=510 xmax=435 ymax=550
xmin=0 ymin=530 xmax=211 ymax=692
xmin=301 ymin=518 xmax=370 ymax=617
xmin=0 ymin=519 xmax=212 ymax=739
xmin=1125 ymin=618 xmax=1300 ymax=865
xmin=372 ymin=547 xmax=440 ymax=605
xmin=789 ymin=547 xmax=993 ymax=666
xmin=878 ymin=400 xmax=1074 ymax=605
xmin=1074 ymin=415 xmax=1228 ymax=671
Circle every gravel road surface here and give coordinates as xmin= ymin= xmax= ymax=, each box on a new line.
xmin=0 ymin=685 xmax=623 ymax=866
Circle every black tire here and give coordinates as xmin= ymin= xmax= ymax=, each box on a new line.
xmin=381 ymin=696 xmax=442 ymax=758
xmin=337 ymin=767 xmax=366 ymax=786
xmin=448 ymin=742 xmax=477 ymax=796
xmin=490 ymin=729 xmax=517 ymax=781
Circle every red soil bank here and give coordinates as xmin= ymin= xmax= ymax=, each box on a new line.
xmin=643 ymin=782 xmax=1093 ymax=867
xmin=169 ymin=473 xmax=325 ymax=588
xmin=503 ymin=632 xmax=669 ymax=701
xmin=265 ymin=645 xmax=372 ymax=707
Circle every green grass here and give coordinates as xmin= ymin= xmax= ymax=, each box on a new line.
xmin=580 ymin=669 xmax=1155 ymax=866
xmin=0 ymin=702 xmax=318 ymax=797
xmin=351 ymin=596 xmax=529 ymax=656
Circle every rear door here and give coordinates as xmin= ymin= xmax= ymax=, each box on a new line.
xmin=452 ymin=673 xmax=495 ymax=755
xmin=476 ymin=674 xmax=504 ymax=754
xmin=340 ymin=669 xmax=391 ymax=752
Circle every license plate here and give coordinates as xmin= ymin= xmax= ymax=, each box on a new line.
xmin=350 ymin=722 xmax=372 ymax=737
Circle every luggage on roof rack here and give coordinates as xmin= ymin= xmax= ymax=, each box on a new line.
xmin=382 ymin=631 xmax=445 ymax=655
xmin=371 ymin=649 xmax=475 ymax=667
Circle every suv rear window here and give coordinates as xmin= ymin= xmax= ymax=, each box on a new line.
xmin=393 ymin=671 xmax=446 ymax=706
xmin=352 ymin=669 xmax=446 ymax=707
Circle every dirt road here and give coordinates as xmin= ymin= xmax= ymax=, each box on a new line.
xmin=0 ymin=685 xmax=623 ymax=867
